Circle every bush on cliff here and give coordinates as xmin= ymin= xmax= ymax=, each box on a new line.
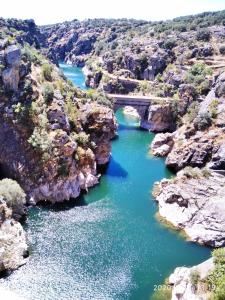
xmin=194 ymin=112 xmax=212 ymax=131
xmin=22 ymin=45 xmax=42 ymax=64
xmin=41 ymin=63 xmax=53 ymax=81
xmin=42 ymin=83 xmax=54 ymax=103
xmin=185 ymin=63 xmax=212 ymax=95
xmin=0 ymin=179 xmax=26 ymax=208
xmin=196 ymin=29 xmax=211 ymax=41
xmin=208 ymin=248 xmax=225 ymax=300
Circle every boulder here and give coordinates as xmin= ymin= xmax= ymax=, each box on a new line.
xmin=0 ymin=218 xmax=28 ymax=272
xmin=209 ymin=142 xmax=225 ymax=170
xmin=5 ymin=45 xmax=21 ymax=66
xmin=151 ymin=132 xmax=174 ymax=156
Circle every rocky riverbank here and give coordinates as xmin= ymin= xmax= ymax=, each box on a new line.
xmin=0 ymin=19 xmax=117 ymax=276
xmin=153 ymin=167 xmax=225 ymax=247
xmin=151 ymin=69 xmax=225 ymax=245
xmin=0 ymin=34 xmax=117 ymax=204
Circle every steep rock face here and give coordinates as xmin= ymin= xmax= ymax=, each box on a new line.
xmin=165 ymin=130 xmax=214 ymax=171
xmin=156 ymin=73 xmax=225 ymax=171
xmin=147 ymin=103 xmax=176 ymax=132
xmin=169 ymin=258 xmax=214 ymax=300
xmin=43 ymin=22 xmax=99 ymax=63
xmin=0 ymin=41 xmax=117 ymax=204
xmin=2 ymin=45 xmax=21 ymax=92
xmin=153 ymin=168 xmax=225 ymax=247
xmin=82 ymin=104 xmax=117 ymax=165
xmin=0 ymin=201 xmax=28 ymax=273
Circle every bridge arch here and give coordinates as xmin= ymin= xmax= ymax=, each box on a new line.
xmin=109 ymin=94 xmax=152 ymax=120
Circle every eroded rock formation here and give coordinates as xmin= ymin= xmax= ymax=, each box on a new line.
xmin=153 ymin=168 xmax=225 ymax=246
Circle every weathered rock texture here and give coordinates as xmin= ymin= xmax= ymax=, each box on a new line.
xmin=0 ymin=200 xmax=28 ymax=273
xmin=0 ymin=38 xmax=117 ymax=204
xmin=151 ymin=132 xmax=174 ymax=156
xmin=169 ymin=258 xmax=214 ymax=300
xmin=154 ymin=168 xmax=225 ymax=247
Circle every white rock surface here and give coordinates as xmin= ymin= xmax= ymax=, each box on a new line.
xmin=154 ymin=169 xmax=225 ymax=246
xmin=169 ymin=258 xmax=214 ymax=300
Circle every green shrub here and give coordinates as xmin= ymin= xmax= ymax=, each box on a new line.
xmin=86 ymin=90 xmax=114 ymax=108
xmin=207 ymin=248 xmax=225 ymax=300
xmin=185 ymin=63 xmax=212 ymax=95
xmin=209 ymin=99 xmax=219 ymax=119
xmin=197 ymin=80 xmax=211 ymax=95
xmin=41 ymin=63 xmax=53 ymax=81
xmin=58 ymin=160 xmax=69 ymax=177
xmin=196 ymin=29 xmax=211 ymax=41
xmin=28 ymin=127 xmax=53 ymax=153
xmin=194 ymin=112 xmax=212 ymax=130
xmin=73 ymin=132 xmax=90 ymax=146
xmin=190 ymin=270 xmax=200 ymax=288
xmin=42 ymin=83 xmax=54 ymax=103
xmin=185 ymin=101 xmax=199 ymax=122
xmin=21 ymin=45 xmax=42 ymax=64
xmin=0 ymin=179 xmax=26 ymax=208
xmin=182 ymin=167 xmax=202 ymax=179
xmin=163 ymin=38 xmax=177 ymax=50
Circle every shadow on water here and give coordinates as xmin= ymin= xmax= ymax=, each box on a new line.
xmin=104 ymin=157 xmax=128 ymax=178
xmin=35 ymin=193 xmax=87 ymax=212
xmin=118 ymin=124 xmax=140 ymax=131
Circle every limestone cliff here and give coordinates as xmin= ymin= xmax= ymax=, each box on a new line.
xmin=153 ymin=167 xmax=225 ymax=246
xmin=0 ymin=33 xmax=117 ymax=204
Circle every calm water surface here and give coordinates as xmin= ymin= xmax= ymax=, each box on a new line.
xmin=0 ymin=65 xmax=210 ymax=300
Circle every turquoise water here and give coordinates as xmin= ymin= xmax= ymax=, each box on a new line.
xmin=0 ymin=66 xmax=210 ymax=300
xmin=59 ymin=62 xmax=89 ymax=90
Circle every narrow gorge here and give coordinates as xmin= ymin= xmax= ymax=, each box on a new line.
xmin=0 ymin=10 xmax=225 ymax=300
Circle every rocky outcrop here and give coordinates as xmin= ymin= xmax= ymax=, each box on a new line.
xmin=147 ymin=103 xmax=176 ymax=132
xmin=101 ymin=77 xmax=138 ymax=94
xmin=153 ymin=168 xmax=225 ymax=247
xmin=151 ymin=132 xmax=174 ymax=156
xmin=82 ymin=103 xmax=117 ymax=165
xmin=0 ymin=200 xmax=28 ymax=273
xmin=2 ymin=45 xmax=21 ymax=92
xmin=85 ymin=70 xmax=103 ymax=89
xmin=0 ymin=39 xmax=117 ymax=204
xmin=169 ymin=258 xmax=214 ymax=300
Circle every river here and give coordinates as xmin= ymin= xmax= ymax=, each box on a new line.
xmin=0 ymin=63 xmax=210 ymax=300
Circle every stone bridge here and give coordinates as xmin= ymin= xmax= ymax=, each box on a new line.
xmin=107 ymin=94 xmax=173 ymax=130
